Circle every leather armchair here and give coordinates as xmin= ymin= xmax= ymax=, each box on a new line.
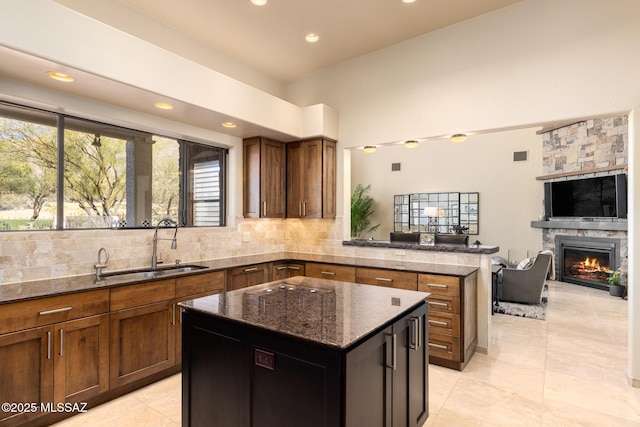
xmin=498 ymin=253 xmax=552 ymax=304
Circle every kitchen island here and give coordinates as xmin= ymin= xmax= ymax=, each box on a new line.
xmin=180 ymin=276 xmax=430 ymax=427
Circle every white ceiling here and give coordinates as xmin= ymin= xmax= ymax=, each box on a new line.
xmin=56 ymin=0 xmax=522 ymax=83
xmin=0 ymin=0 xmax=523 ymax=140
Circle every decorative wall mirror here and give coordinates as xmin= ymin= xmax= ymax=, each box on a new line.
xmin=393 ymin=192 xmax=479 ymax=235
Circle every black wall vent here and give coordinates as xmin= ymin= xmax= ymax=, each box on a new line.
xmin=391 ymin=163 xmax=401 ymax=171
xmin=513 ymin=151 xmax=528 ymax=162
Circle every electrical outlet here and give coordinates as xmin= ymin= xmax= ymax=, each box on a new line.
xmin=395 ymin=249 xmax=405 ymax=256
xmin=242 ymin=232 xmax=251 ymax=242
xmin=285 ymin=231 xmax=291 ymax=240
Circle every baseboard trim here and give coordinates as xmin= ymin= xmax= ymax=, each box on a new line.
xmin=476 ymin=345 xmax=488 ymax=355
xmin=627 ymin=372 xmax=640 ymax=388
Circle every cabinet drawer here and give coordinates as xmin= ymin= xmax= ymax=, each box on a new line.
xmin=428 ymin=332 xmax=460 ymax=362
xmin=426 ymin=295 xmax=459 ymax=314
xmin=176 ymin=271 xmax=225 ymax=298
xmin=355 ymin=267 xmax=417 ymax=290
xmin=418 ymin=274 xmax=460 ymax=297
xmin=110 ymin=279 xmax=176 ymax=311
xmin=305 ymin=263 xmax=355 ymax=283
xmin=427 ymin=312 xmax=460 ymax=337
xmin=0 ymin=289 xmax=110 ymax=335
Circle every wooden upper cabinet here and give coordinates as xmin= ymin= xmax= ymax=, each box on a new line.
xmin=287 ymin=139 xmax=337 ymax=219
xmin=243 ymin=137 xmax=286 ymax=218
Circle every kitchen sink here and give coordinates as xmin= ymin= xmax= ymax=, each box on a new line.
xmin=103 ymin=264 xmax=208 ymax=282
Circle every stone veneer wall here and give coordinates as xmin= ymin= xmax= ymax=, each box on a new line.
xmin=540 ymin=115 xmax=628 ymax=280
xmin=0 ymin=217 xmax=286 ymax=284
xmin=542 ymin=115 xmax=628 ymax=174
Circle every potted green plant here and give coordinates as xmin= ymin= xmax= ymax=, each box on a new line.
xmin=351 ymin=184 xmax=381 ymax=240
xmin=607 ymin=268 xmax=626 ymax=297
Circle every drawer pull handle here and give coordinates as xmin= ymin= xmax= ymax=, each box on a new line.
xmin=428 ymin=343 xmax=449 ymax=350
xmin=288 ymin=266 xmax=300 ymax=270
xmin=39 ymin=307 xmax=72 ymax=316
xmin=320 ymin=271 xmax=336 ymax=276
xmin=428 ymin=301 xmax=449 ymax=307
xmin=276 ymin=266 xmax=288 ymax=270
xmin=428 ymin=283 xmax=448 ymax=288
xmin=375 ymin=277 xmax=393 ymax=282
xmin=244 ymin=267 xmax=258 ymax=272
xmin=429 ymin=320 xmax=448 ymax=326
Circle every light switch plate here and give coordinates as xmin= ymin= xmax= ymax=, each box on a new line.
xmin=395 ymin=249 xmax=405 ymax=256
xmin=242 ymin=232 xmax=251 ymax=242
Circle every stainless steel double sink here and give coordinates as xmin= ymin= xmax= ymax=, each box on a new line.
xmin=102 ymin=264 xmax=208 ymax=282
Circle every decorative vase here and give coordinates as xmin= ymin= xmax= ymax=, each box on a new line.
xmin=609 ymin=285 xmax=625 ymax=297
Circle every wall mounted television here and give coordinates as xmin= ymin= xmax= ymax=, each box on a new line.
xmin=544 ymin=174 xmax=627 ymax=218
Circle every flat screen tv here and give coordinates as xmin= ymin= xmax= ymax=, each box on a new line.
xmin=544 ymin=174 xmax=627 ymax=218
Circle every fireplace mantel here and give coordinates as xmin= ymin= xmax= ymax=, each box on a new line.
xmin=531 ymin=220 xmax=627 ymax=232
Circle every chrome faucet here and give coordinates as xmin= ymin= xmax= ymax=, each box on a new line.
xmin=95 ymin=247 xmax=109 ymax=281
xmin=151 ymin=218 xmax=178 ymax=270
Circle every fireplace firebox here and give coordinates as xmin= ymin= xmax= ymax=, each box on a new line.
xmin=556 ymin=236 xmax=619 ymax=290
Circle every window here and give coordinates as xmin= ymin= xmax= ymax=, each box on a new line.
xmin=0 ymin=104 xmax=58 ymax=230
xmin=182 ymin=142 xmax=226 ymax=227
xmin=0 ymin=102 xmax=226 ymax=230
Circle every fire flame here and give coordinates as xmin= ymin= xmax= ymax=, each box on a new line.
xmin=579 ymin=257 xmax=608 ymax=272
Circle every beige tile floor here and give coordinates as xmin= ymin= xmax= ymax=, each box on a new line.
xmin=54 ymin=280 xmax=639 ymax=427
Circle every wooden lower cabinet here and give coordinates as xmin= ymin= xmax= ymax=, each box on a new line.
xmin=0 ymin=326 xmax=53 ymax=426
xmin=355 ymin=267 xmax=418 ymax=290
xmin=226 ymin=263 xmax=271 ymax=290
xmin=305 ymin=262 xmax=355 ymax=282
xmin=109 ymin=301 xmax=176 ymax=388
xmin=419 ymin=271 xmax=477 ymax=370
xmin=271 ymin=262 xmax=305 ymax=280
xmin=53 ymin=314 xmax=109 ymax=404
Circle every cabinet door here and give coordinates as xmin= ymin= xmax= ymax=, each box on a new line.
xmin=261 ymin=138 xmax=286 ymax=218
xmin=301 ymin=139 xmax=323 ymax=218
xmin=286 ymin=141 xmax=304 ymax=218
xmin=345 ymin=325 xmax=392 ymax=426
xmin=243 ymin=137 xmax=262 ymax=218
xmin=109 ymin=302 xmax=176 ymax=388
xmin=244 ymin=137 xmax=286 ymax=218
xmin=322 ymin=139 xmax=337 ymax=218
xmin=0 ymin=326 xmax=53 ymax=425
xmin=54 ymin=314 xmax=109 ymax=404
xmin=271 ymin=262 xmax=305 ymax=280
xmin=226 ymin=264 xmax=270 ymax=291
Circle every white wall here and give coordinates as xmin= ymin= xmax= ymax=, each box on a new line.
xmin=351 ymin=127 xmax=544 ymax=260
xmin=286 ymin=0 xmax=640 ymax=383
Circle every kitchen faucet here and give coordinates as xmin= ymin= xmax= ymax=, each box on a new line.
xmin=94 ymin=247 xmax=109 ymax=281
xmin=151 ymin=218 xmax=178 ymax=270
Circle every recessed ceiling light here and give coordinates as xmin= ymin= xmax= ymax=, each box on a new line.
xmin=363 ymin=146 xmax=377 ymax=153
xmin=47 ymin=72 xmax=75 ymax=82
xmin=450 ymin=133 xmax=467 ymax=143
xmin=404 ymin=140 xmax=419 ymax=149
xmin=305 ymin=33 xmax=320 ymax=43
xmin=154 ymin=102 xmax=174 ymax=110
xmin=222 ymin=122 xmax=237 ymax=128
xmin=251 ymin=0 xmax=267 ymax=5
xmin=402 ymin=0 xmax=417 ymax=3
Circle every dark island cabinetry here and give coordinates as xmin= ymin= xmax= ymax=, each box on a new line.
xmin=181 ymin=277 xmax=429 ymax=427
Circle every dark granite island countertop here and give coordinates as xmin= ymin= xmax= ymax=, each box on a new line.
xmin=180 ymin=276 xmax=431 ymax=426
xmin=179 ymin=275 xmax=430 ymax=350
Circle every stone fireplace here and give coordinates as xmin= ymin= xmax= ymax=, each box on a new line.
xmin=533 ymin=115 xmax=628 ymax=288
